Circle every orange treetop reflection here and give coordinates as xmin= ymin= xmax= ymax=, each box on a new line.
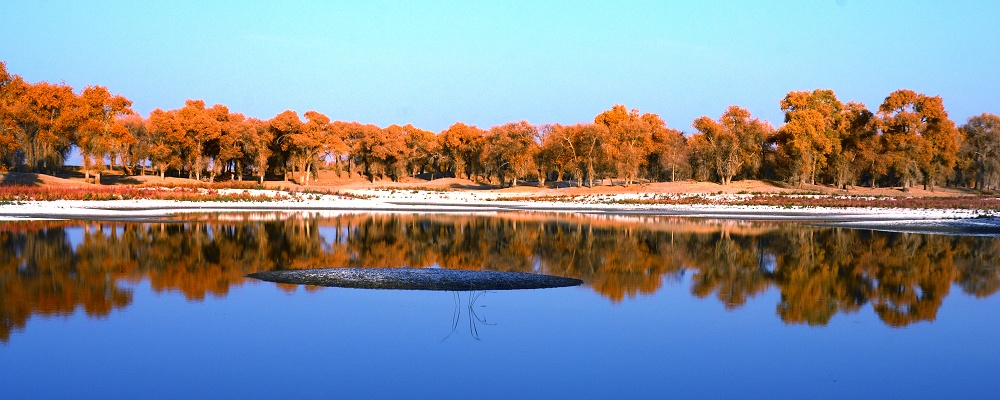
xmin=2 ymin=212 xmax=999 ymax=341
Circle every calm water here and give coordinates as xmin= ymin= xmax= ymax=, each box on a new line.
xmin=2 ymin=212 xmax=999 ymax=398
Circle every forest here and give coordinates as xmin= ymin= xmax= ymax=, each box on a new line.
xmin=2 ymin=60 xmax=999 ymax=191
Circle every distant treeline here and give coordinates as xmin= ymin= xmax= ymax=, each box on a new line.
xmin=2 ymin=61 xmax=998 ymax=190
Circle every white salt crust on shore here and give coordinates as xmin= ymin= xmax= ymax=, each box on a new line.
xmin=0 ymin=189 xmax=996 ymax=225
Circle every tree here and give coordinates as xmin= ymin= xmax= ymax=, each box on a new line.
xmin=322 ymin=121 xmax=351 ymax=178
xmin=403 ymin=124 xmax=440 ymax=178
xmin=146 ymin=108 xmax=183 ymax=179
xmin=484 ymin=121 xmax=538 ymax=187
xmin=212 ymin=109 xmax=242 ymax=181
xmin=594 ymin=105 xmax=657 ymax=186
xmin=119 ymin=114 xmax=149 ymax=175
xmin=292 ymin=110 xmax=332 ymax=185
xmin=650 ymin=124 xmax=687 ymax=182
xmin=76 ymin=85 xmax=134 ymax=183
xmin=773 ymin=89 xmax=844 ymax=186
xmin=357 ymin=124 xmax=408 ymax=181
xmin=548 ymin=123 xmax=609 ymax=187
xmin=202 ymin=104 xmax=231 ymax=182
xmin=689 ymin=106 xmax=773 ymax=185
xmin=245 ymin=118 xmax=271 ymax=184
xmin=331 ymin=121 xmax=368 ymax=178
xmin=210 ymin=108 xmax=263 ymax=182
xmin=0 ymin=61 xmax=18 ymax=168
xmin=916 ymin=96 xmax=961 ymax=190
xmin=534 ymin=124 xmax=569 ymax=185
xmin=269 ymin=110 xmax=304 ymax=182
xmin=438 ymin=122 xmax=485 ymax=181
xmin=546 ymin=124 xmax=581 ymax=186
xmin=878 ymin=90 xmax=960 ymax=190
xmin=176 ymin=100 xmax=220 ymax=181
xmin=958 ymin=113 xmax=1000 ymax=190
xmin=833 ymin=102 xmax=878 ymax=189
xmin=4 ymin=80 xmax=78 ymax=173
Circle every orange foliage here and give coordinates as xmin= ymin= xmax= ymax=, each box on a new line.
xmin=0 ymin=60 xmax=995 ymax=190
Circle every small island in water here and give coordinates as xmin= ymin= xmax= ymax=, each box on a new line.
xmin=248 ymin=268 xmax=584 ymax=291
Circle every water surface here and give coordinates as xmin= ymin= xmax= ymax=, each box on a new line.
xmin=2 ymin=213 xmax=999 ymax=398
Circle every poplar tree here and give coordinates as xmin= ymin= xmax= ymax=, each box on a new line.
xmin=690 ymin=106 xmax=772 ymax=185
xmin=76 ymin=85 xmax=134 ymax=183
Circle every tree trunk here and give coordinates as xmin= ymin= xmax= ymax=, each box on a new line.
xmin=811 ymin=157 xmax=817 ymax=186
xmin=304 ymin=162 xmax=312 ymax=186
xmin=587 ymin=164 xmax=595 ymax=187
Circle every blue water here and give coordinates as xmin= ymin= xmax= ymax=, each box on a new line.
xmin=2 ymin=214 xmax=999 ymax=399
xmin=3 ymin=277 xmax=997 ymax=398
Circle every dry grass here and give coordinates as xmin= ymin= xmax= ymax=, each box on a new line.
xmin=0 ymin=185 xmax=286 ymax=202
xmin=625 ymin=195 xmax=1000 ymax=210
xmin=2 ymin=169 xmax=993 ymax=208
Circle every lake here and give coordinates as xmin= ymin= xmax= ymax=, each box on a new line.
xmin=2 ymin=212 xmax=999 ymax=398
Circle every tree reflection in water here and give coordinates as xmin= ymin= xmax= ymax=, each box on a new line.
xmin=443 ymin=291 xmax=495 ymax=341
xmin=2 ymin=212 xmax=999 ymax=342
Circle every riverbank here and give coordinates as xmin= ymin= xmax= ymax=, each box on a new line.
xmin=1 ymin=188 xmax=998 ymax=235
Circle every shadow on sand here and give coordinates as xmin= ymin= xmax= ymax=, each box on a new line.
xmin=0 ymin=172 xmax=42 ymax=186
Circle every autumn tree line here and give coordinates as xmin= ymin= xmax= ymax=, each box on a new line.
xmin=3 ymin=61 xmax=1000 ymax=190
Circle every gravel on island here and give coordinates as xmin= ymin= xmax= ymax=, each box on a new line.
xmin=247 ymin=267 xmax=584 ymax=291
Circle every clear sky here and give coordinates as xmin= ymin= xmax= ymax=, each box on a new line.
xmin=2 ymin=1 xmax=998 ymax=133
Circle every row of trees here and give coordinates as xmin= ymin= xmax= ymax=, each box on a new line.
xmin=0 ymin=62 xmax=134 ymax=182
xmin=3 ymin=61 xmax=999 ymax=190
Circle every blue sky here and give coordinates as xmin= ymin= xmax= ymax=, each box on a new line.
xmin=2 ymin=1 xmax=997 ymax=133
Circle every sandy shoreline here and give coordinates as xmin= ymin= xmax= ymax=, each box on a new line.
xmin=1 ymin=189 xmax=998 ymax=235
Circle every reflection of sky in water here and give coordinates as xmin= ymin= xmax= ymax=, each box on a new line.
xmin=63 ymin=225 xmax=124 ymax=249
xmin=63 ymin=226 xmax=83 ymax=249
xmin=4 ymin=274 xmax=1000 ymax=398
